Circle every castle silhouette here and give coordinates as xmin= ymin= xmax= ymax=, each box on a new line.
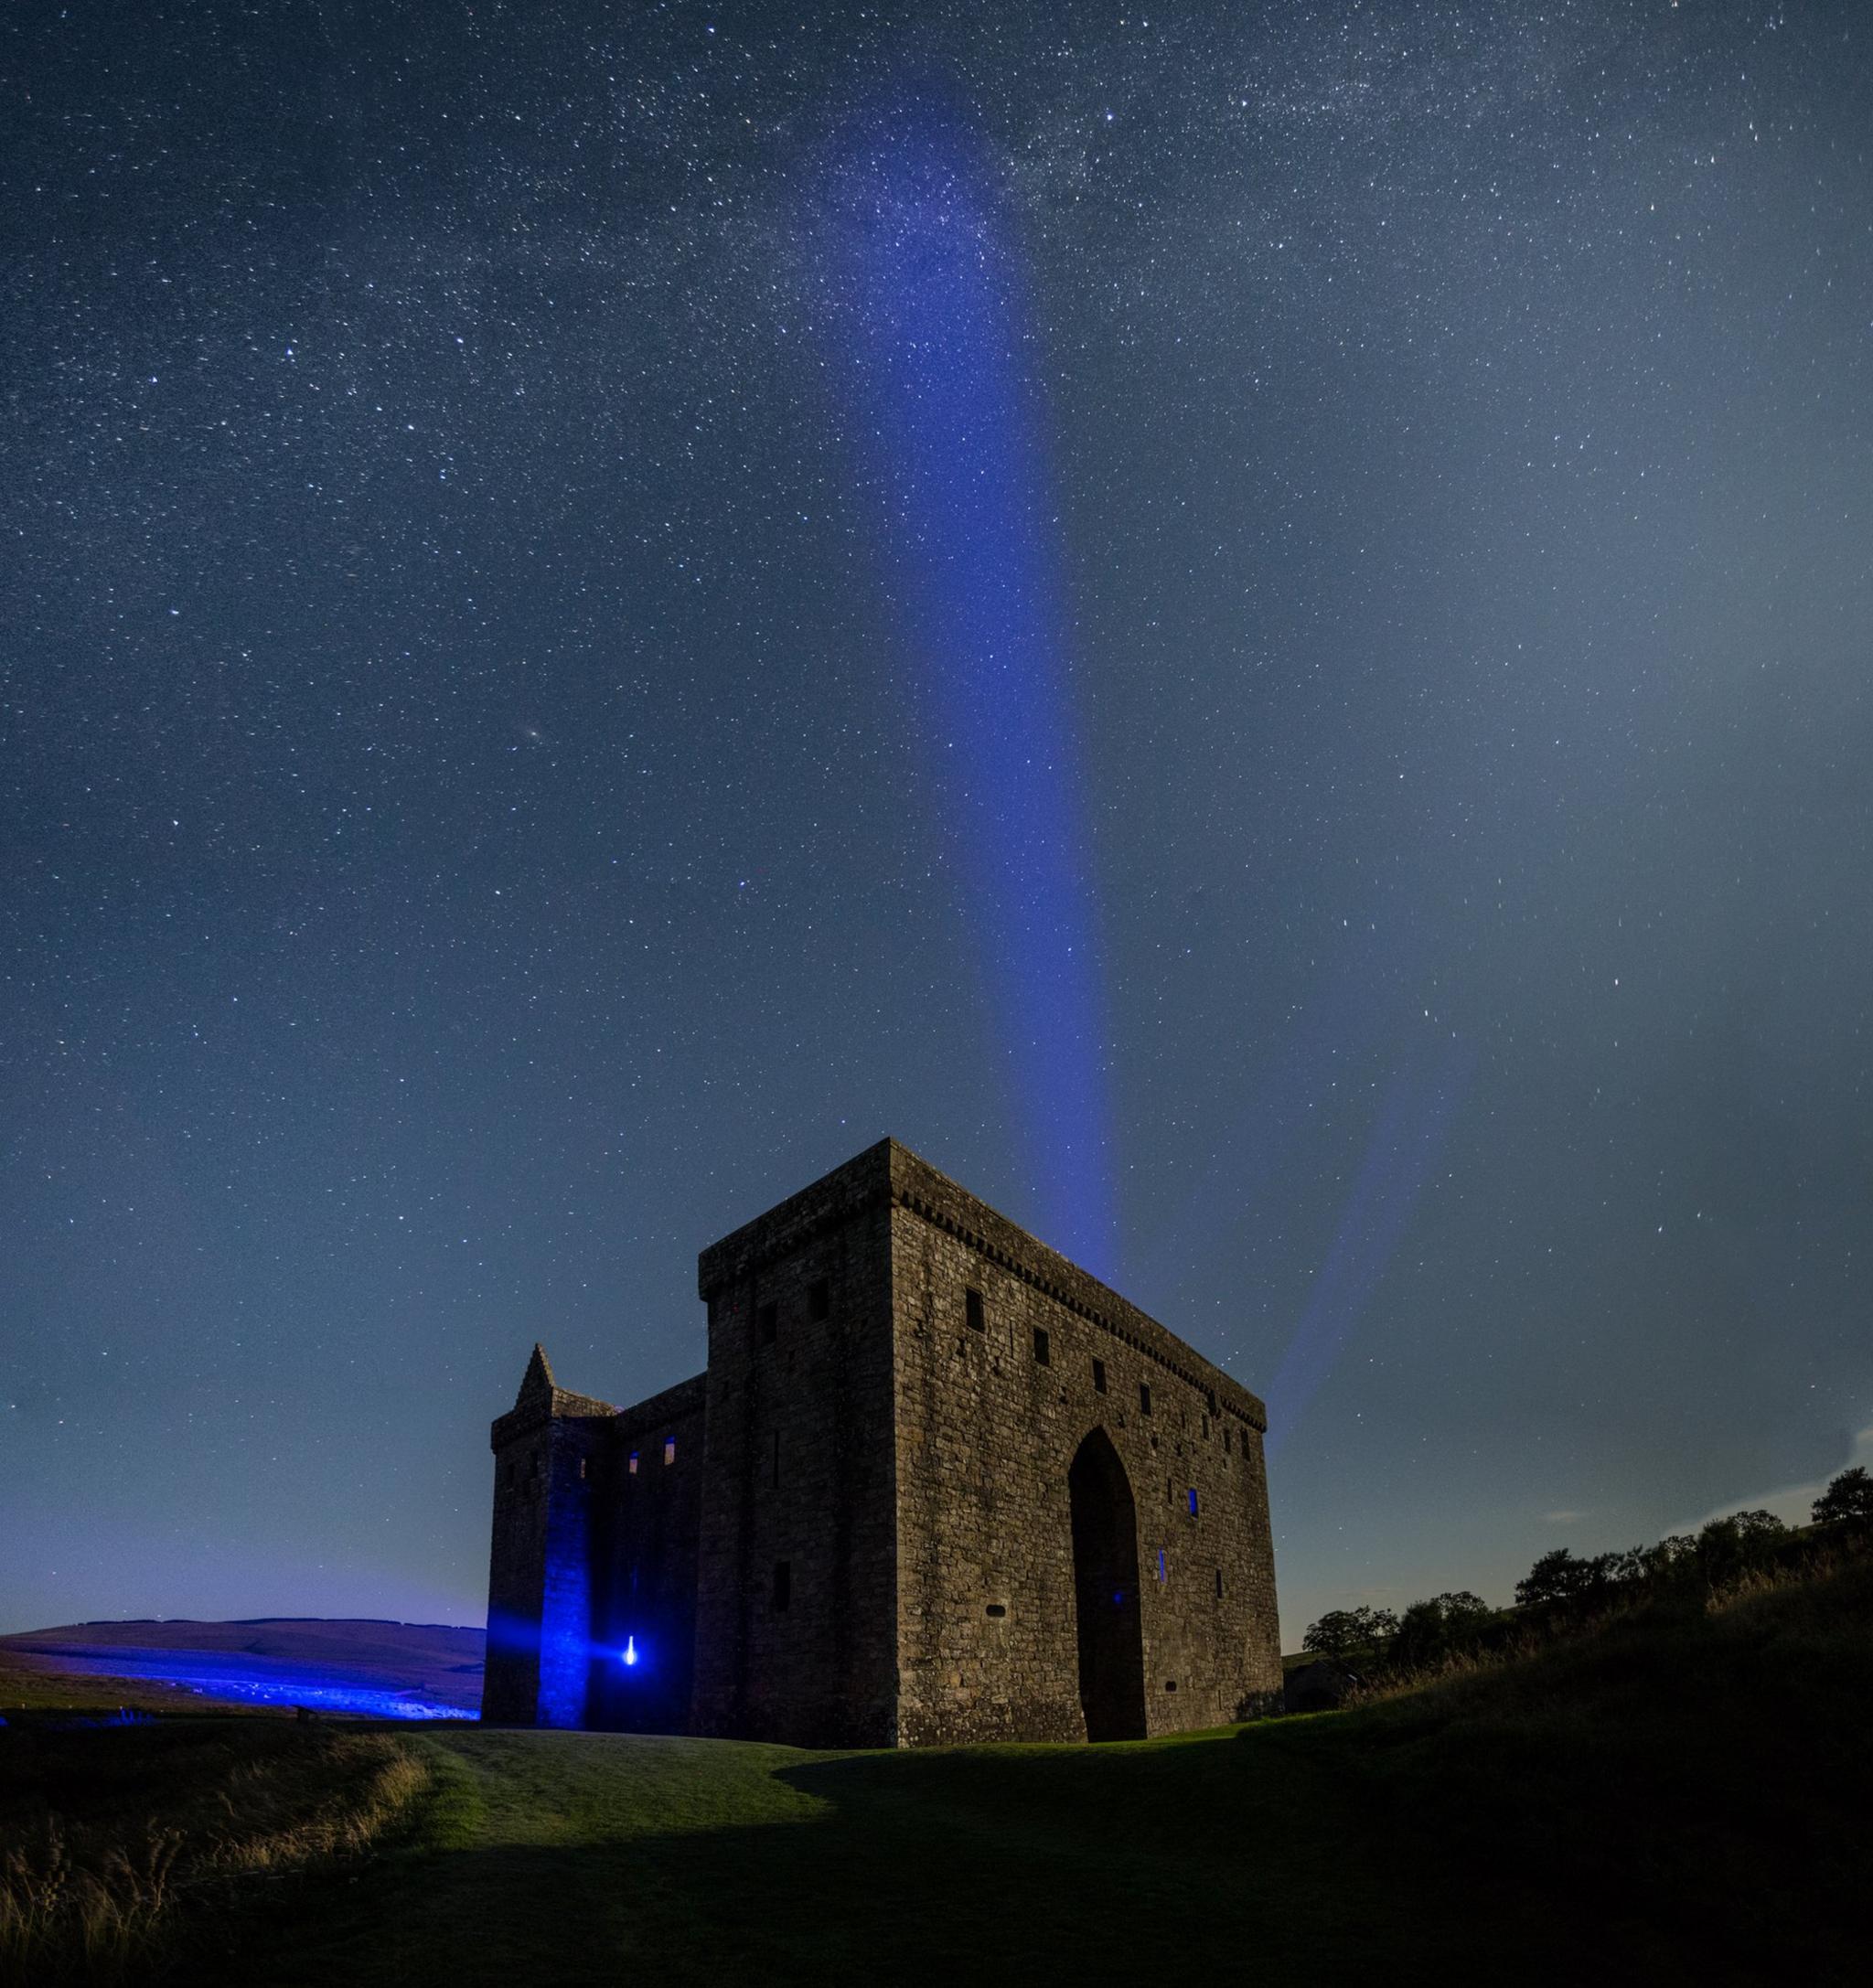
xmin=484 ymin=1139 xmax=1279 ymax=1746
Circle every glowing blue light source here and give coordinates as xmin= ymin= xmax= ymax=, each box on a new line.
xmin=1156 ymin=1549 xmax=1166 ymax=1584
xmin=622 ymin=1635 xmax=638 ymax=1668
xmin=1187 ymin=1488 xmax=1199 ymax=1517
xmin=811 ymin=102 xmax=1118 ymax=1279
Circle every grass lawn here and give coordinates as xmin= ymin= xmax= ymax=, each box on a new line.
xmin=7 ymin=1555 xmax=1868 ymax=1985
xmin=249 ymin=1719 xmax=1496 ymax=1986
xmin=253 ymin=1554 xmax=1870 ymax=1988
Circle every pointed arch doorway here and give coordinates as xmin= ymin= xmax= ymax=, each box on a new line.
xmin=1068 ymin=1427 xmax=1147 ymax=1741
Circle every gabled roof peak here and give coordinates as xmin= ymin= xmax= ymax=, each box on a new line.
xmin=516 ymin=1342 xmax=555 ymax=1405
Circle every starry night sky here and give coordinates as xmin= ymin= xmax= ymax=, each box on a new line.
xmin=5 ymin=1 xmax=1869 ymax=1645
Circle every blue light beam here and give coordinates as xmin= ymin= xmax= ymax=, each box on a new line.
xmin=812 ymin=103 xmax=1118 ymax=1278
xmin=1266 ymin=1034 xmax=1475 ymax=1457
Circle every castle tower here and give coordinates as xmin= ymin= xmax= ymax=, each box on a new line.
xmin=690 ymin=1149 xmax=901 ymax=1746
xmin=688 ymin=1141 xmax=1280 ymax=1746
xmin=481 ymin=1343 xmax=617 ymax=1726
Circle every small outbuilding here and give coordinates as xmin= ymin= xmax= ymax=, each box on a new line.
xmin=1283 ymin=1657 xmax=1363 ymax=1714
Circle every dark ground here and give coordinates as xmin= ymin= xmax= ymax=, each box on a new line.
xmin=5 ymin=1556 xmax=1867 ymax=1987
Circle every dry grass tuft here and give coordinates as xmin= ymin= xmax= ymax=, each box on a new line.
xmin=0 ymin=1726 xmax=430 ymax=1984
xmin=1703 ymin=1544 xmax=1842 ymax=1615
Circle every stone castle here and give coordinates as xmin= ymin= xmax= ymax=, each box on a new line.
xmin=482 ymin=1139 xmax=1281 ymax=1746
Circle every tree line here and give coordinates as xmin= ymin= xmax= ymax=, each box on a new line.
xmin=1301 ymin=1464 xmax=1872 ymax=1670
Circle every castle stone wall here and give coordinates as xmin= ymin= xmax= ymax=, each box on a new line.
xmin=691 ymin=1148 xmax=898 ymax=1746
xmin=483 ymin=1139 xmax=1280 ymax=1746
xmin=587 ymin=1373 xmax=707 ymax=1731
xmin=483 ymin=1410 xmax=552 ymax=1724
xmin=884 ymin=1146 xmax=1282 ymax=1743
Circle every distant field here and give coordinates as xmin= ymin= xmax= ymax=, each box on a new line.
xmin=0 ymin=1646 xmax=261 ymax=1719
xmin=5 ymin=1560 xmax=1867 ymax=1984
xmin=0 ymin=1619 xmax=482 ymax=1722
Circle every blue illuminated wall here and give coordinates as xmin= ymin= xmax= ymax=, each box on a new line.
xmin=534 ymin=1431 xmax=597 ymax=1728
xmin=590 ymin=1377 xmax=707 ymax=1735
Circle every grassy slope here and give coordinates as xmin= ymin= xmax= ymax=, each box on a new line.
xmin=254 ymin=1724 xmax=1485 ymax=1986
xmin=8 ymin=1555 xmax=1861 ymax=1985
xmin=243 ymin=1556 xmax=1870 ymax=1988
xmin=1 ymin=1722 xmax=427 ymax=1983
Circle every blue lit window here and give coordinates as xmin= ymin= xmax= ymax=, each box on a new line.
xmin=664 ymin=1436 xmax=677 ymax=1466
xmin=1187 ymin=1488 xmax=1198 ymax=1517
xmin=1156 ymin=1548 xmax=1166 ymax=1584
xmin=628 ymin=1449 xmax=639 ymax=1475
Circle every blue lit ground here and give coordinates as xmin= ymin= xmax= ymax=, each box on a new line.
xmin=15 ymin=1648 xmax=465 ymax=1720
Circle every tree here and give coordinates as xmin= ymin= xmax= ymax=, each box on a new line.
xmin=1514 ymin=1547 xmax=1618 ymax=1609
xmin=1605 ymin=1545 xmax=1652 ymax=1586
xmin=1388 ymin=1591 xmax=1493 ymax=1671
xmin=1435 ymin=1589 xmax=1492 ymax=1632
xmin=1812 ymin=1466 xmax=1873 ymax=1530
xmin=1694 ymin=1510 xmax=1787 ymax=1586
xmin=1735 ymin=1508 xmax=1786 ymax=1542
xmin=1636 ymin=1534 xmax=1698 ymax=1584
xmin=1300 ymin=1605 xmax=1398 ymax=1662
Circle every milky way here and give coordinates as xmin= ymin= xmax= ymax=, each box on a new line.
xmin=5 ymin=2 xmax=1869 ymax=1642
